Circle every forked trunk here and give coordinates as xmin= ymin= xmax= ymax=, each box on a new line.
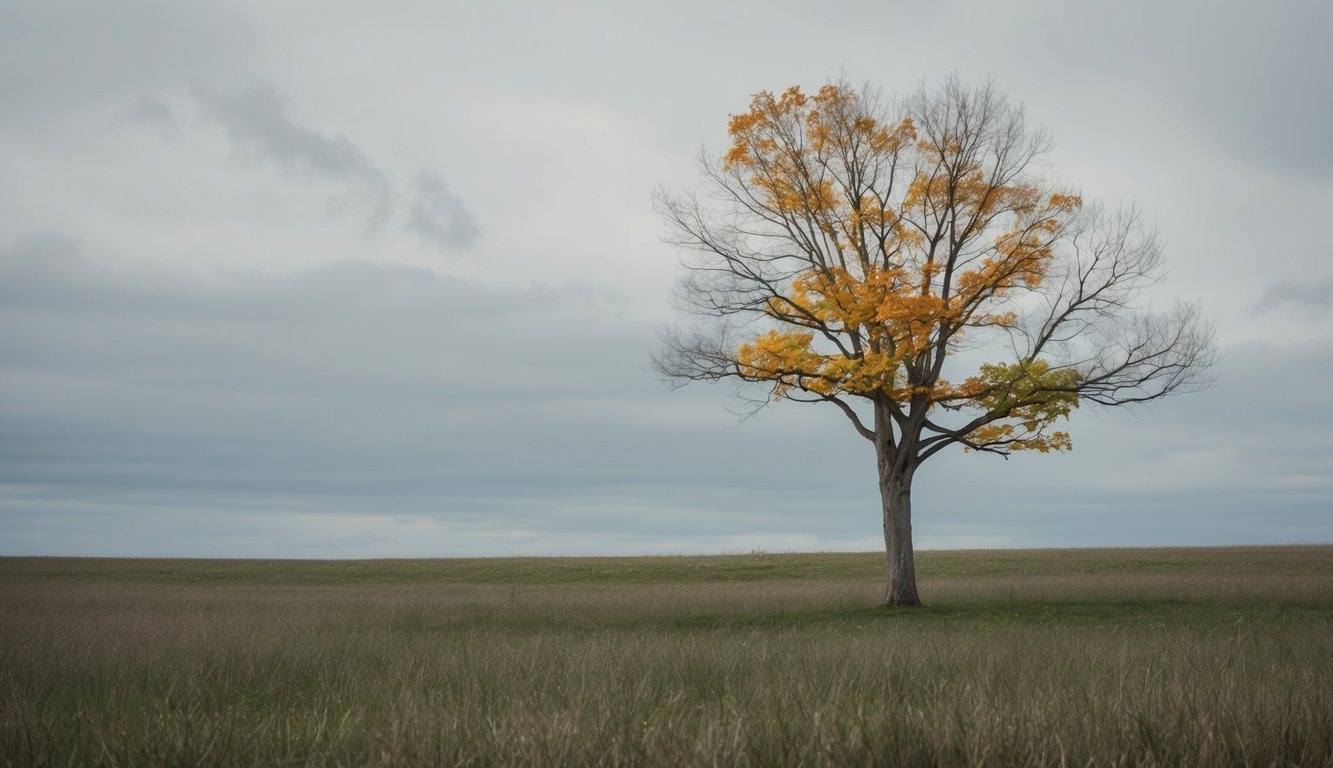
xmin=880 ymin=469 xmax=922 ymax=607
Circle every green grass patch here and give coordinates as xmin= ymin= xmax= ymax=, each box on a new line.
xmin=1 ymin=545 xmax=1329 ymax=767
xmin=3 ymin=543 xmax=1327 ymax=585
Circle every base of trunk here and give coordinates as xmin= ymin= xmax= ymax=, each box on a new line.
xmin=881 ymin=475 xmax=921 ymax=609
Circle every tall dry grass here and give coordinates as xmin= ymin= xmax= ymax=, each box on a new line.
xmin=1 ymin=548 xmax=1329 ymax=766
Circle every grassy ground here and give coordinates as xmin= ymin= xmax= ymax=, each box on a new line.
xmin=1 ymin=546 xmax=1330 ymax=766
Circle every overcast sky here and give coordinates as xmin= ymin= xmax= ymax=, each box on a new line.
xmin=2 ymin=0 xmax=1330 ymax=557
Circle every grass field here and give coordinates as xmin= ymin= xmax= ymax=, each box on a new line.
xmin=2 ymin=546 xmax=1330 ymax=766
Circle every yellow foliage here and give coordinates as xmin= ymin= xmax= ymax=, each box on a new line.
xmin=723 ymin=83 xmax=1085 ymax=452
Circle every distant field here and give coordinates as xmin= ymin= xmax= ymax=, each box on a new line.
xmin=2 ymin=546 xmax=1330 ymax=766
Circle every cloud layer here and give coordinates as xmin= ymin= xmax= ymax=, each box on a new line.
xmin=3 ymin=234 xmax=1327 ymax=556
xmin=1 ymin=0 xmax=1329 ymax=556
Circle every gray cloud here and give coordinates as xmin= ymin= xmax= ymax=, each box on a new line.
xmin=190 ymin=80 xmax=479 ymax=251
xmin=193 ymin=79 xmax=393 ymax=229
xmin=1 ymin=235 xmax=871 ymax=555
xmin=111 ymin=95 xmax=178 ymax=138
xmin=407 ymin=171 xmax=480 ymax=252
xmin=2 ymin=233 xmax=1329 ymax=556
xmin=6 ymin=230 xmax=80 ymax=262
xmin=2 ymin=1 xmax=1330 ymax=557
xmin=1255 ymin=278 xmax=1333 ymax=314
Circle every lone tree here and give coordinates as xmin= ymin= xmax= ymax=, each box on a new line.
xmin=655 ymin=77 xmax=1215 ymax=606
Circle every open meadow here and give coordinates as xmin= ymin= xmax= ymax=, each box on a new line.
xmin=2 ymin=546 xmax=1330 ymax=767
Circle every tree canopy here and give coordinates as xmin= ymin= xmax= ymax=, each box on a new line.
xmin=658 ymin=78 xmax=1212 ymax=462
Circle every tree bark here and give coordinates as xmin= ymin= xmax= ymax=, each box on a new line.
xmin=879 ymin=461 xmax=922 ymax=607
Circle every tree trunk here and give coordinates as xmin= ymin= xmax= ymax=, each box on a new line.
xmin=880 ymin=465 xmax=922 ymax=607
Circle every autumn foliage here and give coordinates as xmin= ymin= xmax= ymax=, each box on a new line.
xmin=657 ymin=78 xmax=1213 ymax=605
